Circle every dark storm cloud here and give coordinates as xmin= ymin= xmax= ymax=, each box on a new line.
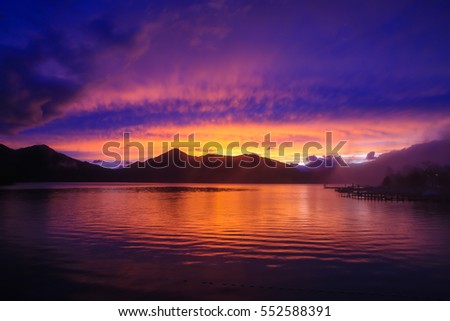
xmin=0 ymin=41 xmax=81 ymax=133
xmin=0 ymin=0 xmax=151 ymax=133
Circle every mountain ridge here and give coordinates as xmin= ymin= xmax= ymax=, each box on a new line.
xmin=1 ymin=140 xmax=449 ymax=185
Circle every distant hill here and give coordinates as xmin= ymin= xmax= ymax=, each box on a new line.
xmin=1 ymin=140 xmax=450 ymax=185
xmin=0 ymin=144 xmax=114 ymax=183
xmin=326 ymin=139 xmax=450 ymax=185
xmin=117 ymin=148 xmax=307 ymax=183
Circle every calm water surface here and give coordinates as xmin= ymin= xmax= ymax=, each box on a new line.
xmin=1 ymin=183 xmax=450 ymax=300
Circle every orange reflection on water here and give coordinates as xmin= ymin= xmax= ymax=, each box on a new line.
xmin=2 ymin=183 xmax=450 ymax=299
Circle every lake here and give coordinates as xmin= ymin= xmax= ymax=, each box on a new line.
xmin=1 ymin=183 xmax=449 ymax=300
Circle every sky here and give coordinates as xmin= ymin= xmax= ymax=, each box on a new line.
xmin=1 ymin=0 xmax=449 ymax=163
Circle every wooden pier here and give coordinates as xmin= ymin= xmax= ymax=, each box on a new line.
xmin=328 ymin=185 xmax=448 ymax=202
xmin=323 ymin=184 xmax=351 ymax=189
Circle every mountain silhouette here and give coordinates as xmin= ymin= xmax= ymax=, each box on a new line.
xmin=0 ymin=144 xmax=113 ymax=183
xmin=119 ymin=148 xmax=306 ymax=183
xmin=1 ymin=140 xmax=450 ymax=185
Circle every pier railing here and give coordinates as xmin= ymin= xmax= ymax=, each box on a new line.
xmin=329 ymin=185 xmax=449 ymax=202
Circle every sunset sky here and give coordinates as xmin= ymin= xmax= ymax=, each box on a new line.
xmin=1 ymin=0 xmax=449 ymax=163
